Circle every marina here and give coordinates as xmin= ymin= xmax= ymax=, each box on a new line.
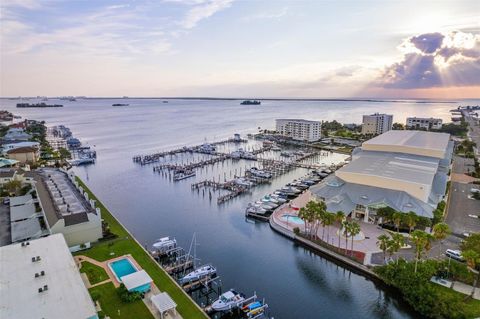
xmin=3 ymin=97 xmax=445 ymax=319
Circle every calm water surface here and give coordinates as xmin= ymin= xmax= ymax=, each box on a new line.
xmin=3 ymin=98 xmax=469 ymax=319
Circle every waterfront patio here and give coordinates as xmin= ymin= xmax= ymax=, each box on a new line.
xmin=272 ymin=191 xmax=392 ymax=264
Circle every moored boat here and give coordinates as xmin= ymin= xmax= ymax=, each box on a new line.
xmin=211 ymin=289 xmax=245 ymax=311
xmin=180 ymin=265 xmax=216 ymax=283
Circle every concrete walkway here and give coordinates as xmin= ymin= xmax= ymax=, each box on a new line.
xmin=452 ymin=281 xmax=480 ymax=300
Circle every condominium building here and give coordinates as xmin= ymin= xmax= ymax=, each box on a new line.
xmin=312 ymin=130 xmax=453 ymax=222
xmin=1 ymin=169 xmax=103 ymax=247
xmin=0 ymin=234 xmax=98 ymax=319
xmin=361 ymin=113 xmax=393 ymax=135
xmin=406 ymin=117 xmax=443 ymax=130
xmin=275 ymin=119 xmax=322 ymax=142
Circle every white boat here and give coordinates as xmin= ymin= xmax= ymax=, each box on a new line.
xmin=230 ymin=151 xmax=242 ymax=159
xmin=173 ymin=170 xmax=196 ymax=181
xmin=249 ymin=168 xmax=272 ymax=179
xmin=234 ymin=178 xmax=254 ymax=187
xmin=262 ymin=195 xmax=279 ymax=204
xmin=247 ymin=205 xmax=267 ymax=215
xmin=270 ymin=194 xmax=287 ymax=203
xmin=197 ymin=143 xmax=216 ymax=154
xmin=211 ymin=289 xmax=245 ymax=311
xmin=152 ymin=237 xmax=177 ymax=254
xmin=255 ymin=201 xmax=275 ymax=210
xmin=271 ymin=146 xmax=281 ymax=151
xmin=180 ymin=265 xmax=216 ymax=283
xmin=280 ymin=151 xmax=292 ymax=157
xmin=281 ymin=186 xmax=301 ymax=194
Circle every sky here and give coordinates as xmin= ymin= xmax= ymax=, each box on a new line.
xmin=0 ymin=0 xmax=479 ymax=98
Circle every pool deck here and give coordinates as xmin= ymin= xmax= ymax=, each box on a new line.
xmin=272 ymin=191 xmax=392 ymax=264
xmin=76 ymin=254 xmax=183 ymax=319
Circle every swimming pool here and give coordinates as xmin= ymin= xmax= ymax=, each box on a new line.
xmin=108 ymin=258 xmax=138 ymax=282
xmin=281 ymin=214 xmax=304 ymax=225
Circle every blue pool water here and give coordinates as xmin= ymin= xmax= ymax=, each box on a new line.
xmin=281 ymin=214 xmax=304 ymax=225
xmin=110 ymin=258 xmax=137 ymax=281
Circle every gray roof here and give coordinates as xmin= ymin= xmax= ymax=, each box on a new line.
xmin=338 ymin=150 xmax=439 ymax=185
xmin=10 ymin=203 xmax=36 ymax=222
xmin=9 ymin=194 xmax=33 ymax=207
xmin=11 ymin=218 xmax=42 ymax=242
xmin=311 ymin=176 xmax=436 ymax=218
xmin=362 ymin=130 xmax=450 ymax=158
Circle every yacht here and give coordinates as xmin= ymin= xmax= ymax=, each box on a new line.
xmin=262 ymin=195 xmax=279 ymax=204
xmin=233 ymin=178 xmax=254 ymax=187
xmin=255 ymin=201 xmax=275 ymax=210
xmin=211 ymin=290 xmax=245 ymax=311
xmin=281 ymin=186 xmax=301 ymax=194
xmin=247 ymin=204 xmax=267 ymax=215
xmin=152 ymin=237 xmax=177 ymax=254
xmin=180 ymin=265 xmax=216 ymax=283
xmin=270 ymin=194 xmax=287 ymax=203
xmin=249 ymin=168 xmax=272 ymax=179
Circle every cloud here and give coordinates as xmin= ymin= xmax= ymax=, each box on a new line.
xmin=379 ymin=31 xmax=480 ymax=89
xmin=181 ymin=0 xmax=233 ymax=29
xmin=245 ymin=7 xmax=288 ymax=20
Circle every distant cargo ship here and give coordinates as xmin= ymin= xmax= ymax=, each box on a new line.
xmin=112 ymin=103 xmax=129 ymax=106
xmin=240 ymin=100 xmax=261 ymax=105
xmin=16 ymin=103 xmax=63 ymax=108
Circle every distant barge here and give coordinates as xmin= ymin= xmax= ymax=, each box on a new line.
xmin=17 ymin=102 xmax=63 ymax=108
xmin=240 ymin=100 xmax=261 ymax=105
xmin=112 ymin=103 xmax=129 ymax=106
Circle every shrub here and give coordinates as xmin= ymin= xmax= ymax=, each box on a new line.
xmin=117 ymin=284 xmax=142 ymax=303
xmin=293 ymin=227 xmax=300 ymax=235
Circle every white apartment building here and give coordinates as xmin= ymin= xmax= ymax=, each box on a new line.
xmin=406 ymin=117 xmax=443 ymax=130
xmin=0 ymin=234 xmax=98 ymax=319
xmin=275 ymin=119 xmax=322 ymax=142
xmin=361 ymin=113 xmax=393 ymax=135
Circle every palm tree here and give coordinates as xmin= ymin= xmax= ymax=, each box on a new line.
xmin=432 ymin=222 xmax=451 ymax=256
xmin=411 ymin=230 xmax=428 ymax=273
xmin=342 ymin=220 xmax=350 ymax=255
xmin=324 ymin=212 xmax=335 ymax=245
xmin=389 ymin=233 xmax=405 ymax=264
xmin=298 ymin=207 xmax=308 ymax=235
xmin=461 ymin=250 xmax=480 ymax=297
xmin=377 ymin=234 xmax=390 ymax=264
xmin=405 ymin=211 xmax=417 ymax=234
xmin=4 ymin=179 xmax=22 ymax=196
xmin=349 ymin=221 xmax=361 ymax=257
xmin=392 ymin=212 xmax=403 ymax=233
xmin=335 ymin=211 xmax=345 ymax=249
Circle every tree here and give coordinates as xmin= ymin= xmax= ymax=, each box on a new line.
xmin=392 ymin=122 xmax=405 ymax=130
xmin=462 ymin=250 xmax=480 ymax=297
xmin=461 ymin=233 xmax=480 ymax=255
xmin=377 ymin=234 xmax=390 ymax=264
xmin=342 ymin=220 xmax=350 ymax=255
xmin=405 ymin=211 xmax=417 ymax=234
xmin=324 ymin=212 xmax=335 ymax=245
xmin=349 ymin=221 xmax=361 ymax=257
xmin=4 ymin=179 xmax=22 ymax=196
xmin=392 ymin=212 xmax=404 ymax=233
xmin=389 ymin=233 xmax=405 ymax=264
xmin=411 ymin=230 xmax=432 ymax=273
xmin=432 ymin=222 xmax=451 ymax=256
xmin=335 ymin=211 xmax=345 ymax=249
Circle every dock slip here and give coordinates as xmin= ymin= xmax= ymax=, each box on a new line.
xmin=132 ymin=136 xmax=248 ymax=165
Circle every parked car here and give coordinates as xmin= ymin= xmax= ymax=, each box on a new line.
xmin=445 ymin=249 xmax=464 ymax=262
xmin=3 ymin=197 xmax=10 ymax=205
xmin=470 ymin=188 xmax=480 ymax=193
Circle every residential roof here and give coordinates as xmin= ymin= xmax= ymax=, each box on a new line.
xmin=0 ymin=234 xmax=97 ymax=319
xmin=7 ymin=146 xmax=38 ymax=154
xmin=0 ymin=169 xmax=15 ymax=178
xmin=337 ymin=150 xmax=439 ymax=186
xmin=10 ymin=203 xmax=36 ymax=222
xmin=9 ymin=194 xmax=33 ymax=207
xmin=151 ymin=292 xmax=177 ymax=314
xmin=122 ymin=270 xmax=152 ymax=291
xmin=361 ymin=130 xmax=450 ymax=159
xmin=10 ymin=218 xmax=42 ymax=242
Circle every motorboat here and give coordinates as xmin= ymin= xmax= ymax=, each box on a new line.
xmin=281 ymin=186 xmax=301 ymax=194
xmin=211 ymin=289 xmax=245 ymax=311
xmin=247 ymin=205 xmax=267 ymax=215
xmin=197 ymin=143 xmax=216 ymax=154
xmin=302 ymin=180 xmax=316 ymax=186
xmin=255 ymin=201 xmax=275 ymax=210
xmin=233 ymin=178 xmax=254 ymax=187
xmin=280 ymin=151 xmax=292 ymax=157
xmin=180 ymin=265 xmax=216 ymax=283
xmin=173 ymin=170 xmax=196 ymax=181
xmin=262 ymin=195 xmax=279 ymax=204
xmin=249 ymin=168 xmax=272 ymax=179
xmin=270 ymin=194 xmax=287 ymax=203
xmin=271 ymin=145 xmax=281 ymax=151
xmin=152 ymin=237 xmax=177 ymax=254
xmin=230 ymin=150 xmax=242 ymax=159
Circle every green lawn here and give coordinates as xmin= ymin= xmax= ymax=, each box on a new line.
xmin=434 ymin=284 xmax=480 ymax=319
xmin=90 ymin=282 xmax=154 ymax=319
xmin=75 ymin=178 xmax=208 ymax=319
xmin=80 ymin=261 xmax=109 ymax=285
